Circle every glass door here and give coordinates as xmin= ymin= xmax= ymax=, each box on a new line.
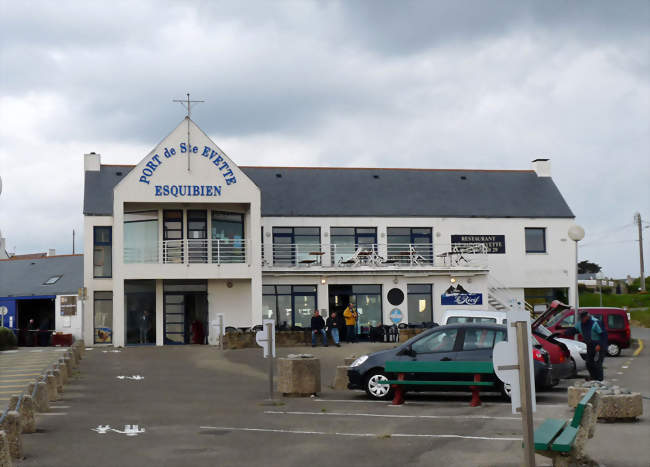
xmin=164 ymin=294 xmax=185 ymax=344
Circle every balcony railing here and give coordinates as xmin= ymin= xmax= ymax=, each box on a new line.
xmin=268 ymin=243 xmax=487 ymax=268
xmin=124 ymin=239 xmax=247 ymax=264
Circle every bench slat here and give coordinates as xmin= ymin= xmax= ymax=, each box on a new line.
xmin=571 ymin=386 xmax=598 ymax=428
xmin=551 ymin=425 xmax=579 ymax=452
xmin=385 ymin=361 xmax=493 ymax=374
xmin=533 ymin=418 xmax=566 ymax=451
xmin=381 ymin=380 xmax=494 ymax=387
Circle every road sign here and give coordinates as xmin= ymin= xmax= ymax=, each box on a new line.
xmin=255 ymin=319 xmax=275 ymax=358
xmin=389 ymin=308 xmax=403 ymax=324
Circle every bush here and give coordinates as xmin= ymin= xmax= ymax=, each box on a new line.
xmin=0 ymin=327 xmax=18 ymax=350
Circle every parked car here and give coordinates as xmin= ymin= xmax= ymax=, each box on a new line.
xmin=347 ymin=323 xmax=553 ymax=401
xmin=442 ymin=310 xmax=586 ymax=376
xmin=544 ymin=305 xmax=631 ymax=357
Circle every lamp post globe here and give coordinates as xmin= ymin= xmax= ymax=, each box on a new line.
xmin=568 ymin=224 xmax=585 ymax=242
xmin=568 ymin=224 xmax=585 ymax=326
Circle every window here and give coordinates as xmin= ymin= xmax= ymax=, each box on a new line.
xmin=43 ymin=275 xmax=62 ymax=285
xmin=412 ymin=328 xmax=458 ymax=354
xmin=94 ymin=291 xmax=113 ymax=344
xmin=124 ymin=211 xmax=158 ymax=263
xmin=462 ymin=328 xmax=497 ymax=350
xmin=525 ymin=228 xmax=546 ymax=253
xmin=407 ymin=284 xmax=433 ymax=324
xmin=387 ymin=227 xmax=432 ymax=263
xmin=213 ymin=211 xmax=245 ymax=263
xmin=272 ymin=227 xmax=320 ymax=265
xmin=93 ymin=226 xmax=112 ymax=278
xmin=608 ymin=314 xmax=625 ymax=330
xmin=557 ymin=313 xmax=575 ymax=328
xmin=163 ymin=210 xmax=183 ymax=263
xmin=330 ymin=227 xmax=377 ymax=264
xmin=262 ymin=285 xmax=317 ymax=328
xmin=60 ymin=295 xmax=77 ymax=316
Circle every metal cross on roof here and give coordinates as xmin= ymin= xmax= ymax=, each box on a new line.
xmin=173 ymin=92 xmax=204 ymax=119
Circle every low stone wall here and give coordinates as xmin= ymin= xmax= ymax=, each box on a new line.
xmin=222 ymin=330 xmax=312 ymax=349
xmin=568 ymin=382 xmax=643 ymax=421
xmin=0 ymin=430 xmax=11 ymax=467
xmin=398 ymin=328 xmax=426 ymax=343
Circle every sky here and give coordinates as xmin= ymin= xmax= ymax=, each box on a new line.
xmin=0 ymin=0 xmax=648 ymax=278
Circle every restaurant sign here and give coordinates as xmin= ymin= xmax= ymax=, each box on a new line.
xmin=451 ymin=235 xmax=505 ymax=254
xmin=441 ymin=285 xmax=483 ymax=306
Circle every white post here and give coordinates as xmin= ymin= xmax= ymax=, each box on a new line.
xmin=218 ymin=313 xmax=224 ymax=351
xmin=568 ymin=225 xmax=585 ymax=327
xmin=267 ymin=322 xmax=274 ymax=401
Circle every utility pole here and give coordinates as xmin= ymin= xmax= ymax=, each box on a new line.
xmin=635 ymin=213 xmax=645 ymax=292
xmin=72 ymin=229 xmax=75 ymax=255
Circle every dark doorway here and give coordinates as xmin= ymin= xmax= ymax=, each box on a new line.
xmin=163 ymin=280 xmax=208 ymax=345
xmin=17 ymin=298 xmax=55 ymax=346
xmin=328 ymin=285 xmax=382 ymax=340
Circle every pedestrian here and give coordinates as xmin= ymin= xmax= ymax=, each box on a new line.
xmin=565 ymin=310 xmax=608 ymax=381
xmin=27 ymin=318 xmax=37 ymax=346
xmin=343 ymin=303 xmax=358 ymax=343
xmin=311 ymin=310 xmax=328 ymax=347
xmin=139 ymin=310 xmax=151 ymax=344
xmin=326 ymin=311 xmax=341 ymax=347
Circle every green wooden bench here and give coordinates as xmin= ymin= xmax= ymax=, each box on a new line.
xmin=534 ymin=387 xmax=598 ymax=460
xmin=377 ymin=361 xmax=495 ymax=406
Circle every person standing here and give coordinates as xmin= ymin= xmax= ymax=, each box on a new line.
xmin=343 ymin=303 xmax=358 ymax=343
xmin=311 ymin=310 xmax=328 ymax=347
xmin=566 ymin=310 xmax=608 ymax=381
xmin=326 ymin=311 xmax=341 ymax=347
xmin=139 ymin=310 xmax=151 ymax=344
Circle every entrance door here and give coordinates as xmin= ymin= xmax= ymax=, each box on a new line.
xmin=164 ymin=294 xmax=185 ymax=344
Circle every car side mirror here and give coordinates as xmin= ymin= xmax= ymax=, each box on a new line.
xmin=398 ymin=346 xmax=415 ymax=357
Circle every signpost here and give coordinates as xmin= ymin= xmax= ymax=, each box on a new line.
xmin=255 ymin=319 xmax=275 ymax=400
xmin=493 ymin=307 xmax=536 ymax=467
xmin=0 ymin=306 xmax=7 ymax=328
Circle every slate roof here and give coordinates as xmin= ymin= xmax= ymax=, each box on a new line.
xmin=0 ymin=255 xmax=83 ymax=297
xmin=84 ymin=165 xmax=574 ymax=218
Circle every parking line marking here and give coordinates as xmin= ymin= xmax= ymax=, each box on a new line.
xmin=50 ymin=405 xmax=70 ymax=409
xmin=265 ymin=410 xmax=520 ymax=421
xmin=38 ymin=413 xmax=67 ymax=416
xmin=199 ymin=426 xmax=521 ymax=441
xmin=633 ymin=339 xmax=643 ymax=357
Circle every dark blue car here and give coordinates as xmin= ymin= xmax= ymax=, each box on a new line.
xmin=347 ymin=323 xmax=553 ymax=400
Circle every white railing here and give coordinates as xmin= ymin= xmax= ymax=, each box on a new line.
xmin=124 ymin=247 xmax=159 ymax=264
xmin=157 ymin=239 xmax=247 ymax=264
xmin=487 ymin=275 xmax=535 ymax=314
xmin=268 ymin=242 xmax=487 ymax=268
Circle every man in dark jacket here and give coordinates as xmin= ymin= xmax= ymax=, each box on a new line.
xmin=311 ymin=310 xmax=327 ymax=347
xmin=566 ymin=310 xmax=608 ymax=381
xmin=325 ymin=311 xmax=341 ymax=347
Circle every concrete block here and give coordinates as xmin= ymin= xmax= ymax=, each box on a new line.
xmin=277 ymin=357 xmax=321 ymax=396
xmin=27 ymin=382 xmax=49 ymax=413
xmin=568 ymin=386 xmax=642 ymax=421
xmin=332 ymin=365 xmax=349 ymax=391
xmin=0 ymin=430 xmax=12 ymax=467
xmin=0 ymin=411 xmax=22 ymax=460
xmin=8 ymin=396 xmax=35 ymax=434
xmin=45 ymin=374 xmax=58 ymax=401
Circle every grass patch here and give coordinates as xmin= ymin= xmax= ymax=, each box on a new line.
xmin=579 ymin=292 xmax=650 ymax=309
xmin=630 ymin=309 xmax=650 ymax=328
xmin=321 ymin=408 xmax=327 ymax=413
xmin=377 ymin=433 xmax=392 ymax=439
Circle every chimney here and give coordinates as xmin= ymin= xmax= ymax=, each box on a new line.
xmin=84 ymin=152 xmax=101 ymax=172
xmin=532 ymin=158 xmax=551 ymax=177
xmin=47 ymin=249 xmax=56 ymax=257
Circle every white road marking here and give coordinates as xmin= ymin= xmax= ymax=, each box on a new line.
xmin=50 ymin=405 xmax=70 ymax=409
xmin=199 ymin=426 xmax=521 ymax=441
xmin=622 ymin=366 xmax=629 ymax=369
xmin=29 ymin=350 xmax=44 ymax=353
xmin=617 ymin=372 xmax=624 ymax=375
xmin=265 ymin=410 xmax=520 ymax=421
xmin=39 ymin=413 xmax=68 ymax=416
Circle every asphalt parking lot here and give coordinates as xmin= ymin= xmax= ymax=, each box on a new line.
xmin=12 ymin=333 xmax=650 ymax=467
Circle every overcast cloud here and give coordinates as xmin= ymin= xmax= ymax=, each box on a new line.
xmin=0 ymin=0 xmax=648 ymax=278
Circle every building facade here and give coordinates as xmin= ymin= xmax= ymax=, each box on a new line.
xmin=82 ymin=118 xmax=576 ymax=346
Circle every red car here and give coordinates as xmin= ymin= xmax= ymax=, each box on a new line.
xmin=545 ymin=305 xmax=631 ymax=357
xmin=531 ymin=306 xmax=574 ymax=385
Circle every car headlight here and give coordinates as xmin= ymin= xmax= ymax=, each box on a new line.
xmin=350 ymin=355 xmax=368 ymax=367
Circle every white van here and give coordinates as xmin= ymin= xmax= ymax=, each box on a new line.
xmin=441 ymin=310 xmax=507 ymax=325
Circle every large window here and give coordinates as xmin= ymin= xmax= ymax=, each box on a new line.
xmin=163 ymin=210 xmax=183 ymax=263
xmin=328 ymin=284 xmax=382 ymax=335
xmin=94 ymin=291 xmax=113 ymax=344
xmin=272 ymin=227 xmax=321 ymax=265
xmin=93 ymin=226 xmax=112 ymax=278
xmin=124 ymin=211 xmax=158 ymax=263
xmin=330 ymin=227 xmax=377 ymax=264
xmin=212 ymin=211 xmax=245 ymax=263
xmin=525 ymin=227 xmax=546 ymax=253
xmin=407 ymin=284 xmax=433 ymax=324
xmin=387 ymin=228 xmax=432 ymax=263
xmin=60 ymin=296 xmax=77 ymax=316
xmin=262 ymin=285 xmax=317 ymax=328
xmin=125 ymin=280 xmax=156 ymax=345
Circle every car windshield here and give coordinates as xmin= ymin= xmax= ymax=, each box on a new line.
xmin=447 ymin=316 xmax=497 ymax=324
xmin=545 ymin=312 xmax=568 ymax=327
xmin=535 ymin=323 xmax=552 ymax=338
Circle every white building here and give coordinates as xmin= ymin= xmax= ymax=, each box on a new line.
xmin=82 ymin=118 xmax=576 ymax=346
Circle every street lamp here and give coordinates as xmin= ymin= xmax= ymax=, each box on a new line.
xmin=568 ymin=224 xmax=585 ymax=327
xmin=596 ymin=272 xmax=605 ymax=307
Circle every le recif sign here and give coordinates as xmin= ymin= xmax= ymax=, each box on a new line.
xmin=137 ymin=143 xmax=237 ymax=197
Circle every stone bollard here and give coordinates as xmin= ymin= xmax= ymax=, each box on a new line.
xmin=52 ymin=367 xmax=64 ymax=392
xmin=0 ymin=430 xmax=11 ymax=467
xmin=45 ymin=373 xmax=58 ymax=401
xmin=61 ymin=356 xmax=73 ymax=377
xmin=0 ymin=411 xmax=22 ymax=460
xmin=332 ymin=365 xmax=350 ymax=391
xmin=76 ymin=340 xmax=85 ymax=358
xmin=66 ymin=350 xmax=78 ymax=369
xmin=56 ymin=362 xmax=68 ymax=386
xmin=27 ymin=382 xmax=49 ymax=413
xmin=277 ymin=355 xmax=321 ymax=396
xmin=8 ymin=396 xmax=35 ymax=434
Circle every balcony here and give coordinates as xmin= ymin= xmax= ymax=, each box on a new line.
xmin=124 ymin=239 xmax=248 ymax=265
xmin=266 ymin=243 xmax=488 ymax=270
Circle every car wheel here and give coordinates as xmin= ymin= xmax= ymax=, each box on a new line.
xmin=364 ymin=370 xmax=393 ymax=400
xmin=499 ymin=382 xmax=512 ymax=400
xmin=607 ymin=343 xmax=620 ymax=357
xmin=570 ymin=357 xmax=578 ymax=377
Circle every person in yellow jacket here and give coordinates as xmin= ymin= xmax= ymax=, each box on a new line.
xmin=343 ymin=303 xmax=358 ymax=343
